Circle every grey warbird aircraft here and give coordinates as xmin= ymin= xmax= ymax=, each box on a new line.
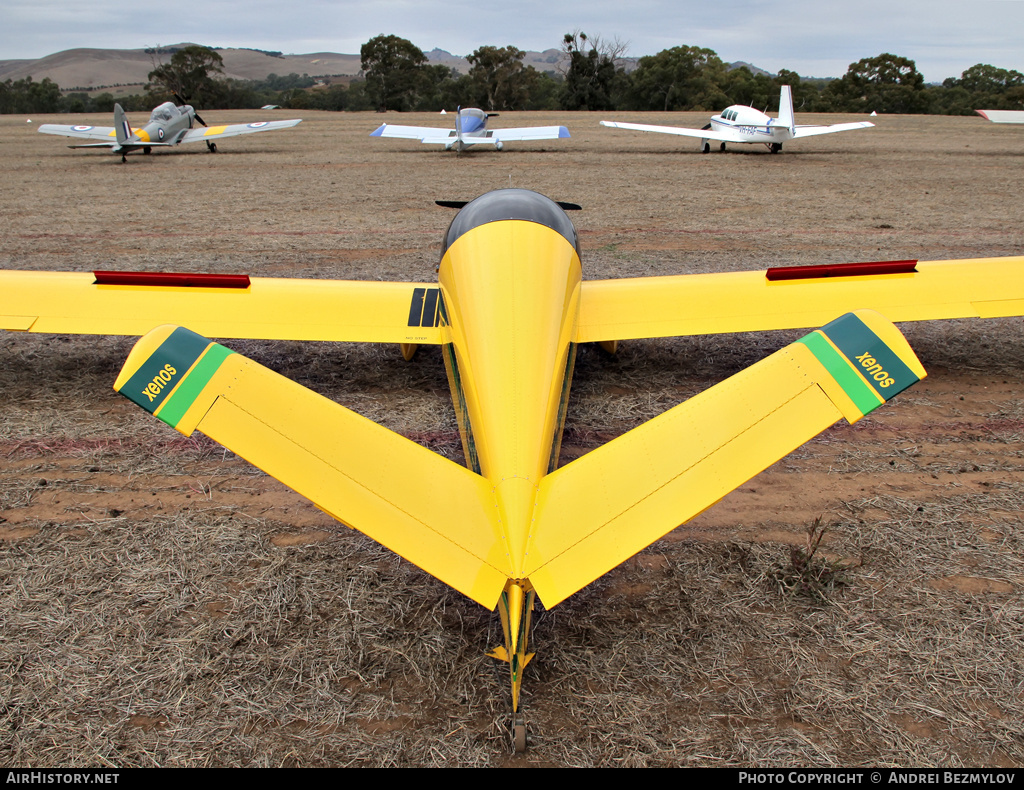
xmin=38 ymin=101 xmax=302 ymax=162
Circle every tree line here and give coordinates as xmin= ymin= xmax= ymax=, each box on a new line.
xmin=2 ymin=38 xmax=1021 ymax=116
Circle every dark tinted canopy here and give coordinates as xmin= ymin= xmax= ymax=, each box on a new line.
xmin=441 ymin=189 xmax=580 ymax=257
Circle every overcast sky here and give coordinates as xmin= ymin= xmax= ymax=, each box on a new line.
xmin=5 ymin=0 xmax=1023 ymax=83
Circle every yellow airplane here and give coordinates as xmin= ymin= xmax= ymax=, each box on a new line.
xmin=2 ymin=189 xmax=1023 ymax=750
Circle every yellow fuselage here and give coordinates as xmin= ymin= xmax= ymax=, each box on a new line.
xmin=438 ymin=217 xmax=581 ymax=580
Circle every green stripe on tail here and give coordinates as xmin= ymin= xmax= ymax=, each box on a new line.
xmin=117 ymin=326 xmax=235 ymax=428
xmin=155 ymin=343 xmax=234 ymax=428
xmin=821 ymin=313 xmax=919 ymax=400
xmin=797 ymin=331 xmax=882 ymax=415
xmin=118 ymin=327 xmax=211 ymax=414
xmin=798 ymin=313 xmax=920 ymax=418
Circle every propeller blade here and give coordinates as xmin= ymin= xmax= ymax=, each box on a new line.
xmin=435 ymin=200 xmax=582 ymax=211
xmin=172 ymin=92 xmax=207 ymax=127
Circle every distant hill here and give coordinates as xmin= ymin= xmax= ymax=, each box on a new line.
xmin=728 ymin=61 xmax=774 ymax=77
xmin=0 ymin=44 xmax=575 ymax=93
xmin=0 ymin=44 xmax=767 ymax=94
xmin=424 ymin=47 xmax=574 ymax=74
xmin=0 ymin=45 xmax=364 ymax=92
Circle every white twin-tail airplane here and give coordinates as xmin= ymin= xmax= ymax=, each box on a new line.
xmin=601 ymin=85 xmax=874 ymax=153
xmin=39 ymin=100 xmax=302 ymax=162
xmin=370 ymin=107 xmax=570 ymax=151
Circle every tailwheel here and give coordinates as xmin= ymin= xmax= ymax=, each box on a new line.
xmin=512 ymin=717 xmax=527 ymax=753
xmin=490 ymin=579 xmax=537 ymax=751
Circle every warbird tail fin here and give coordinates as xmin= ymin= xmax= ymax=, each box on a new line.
xmin=114 ymin=103 xmax=132 ymax=145
xmin=524 ymin=310 xmax=925 ymax=607
xmin=114 ymin=325 xmax=512 ymax=608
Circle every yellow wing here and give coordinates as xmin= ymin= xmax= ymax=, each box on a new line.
xmin=0 ymin=270 xmax=445 ymax=344
xmin=578 ymin=256 xmax=1024 ymax=342
xmin=527 ymin=310 xmax=926 ymax=607
xmin=114 ymin=325 xmax=509 ymax=607
xmin=179 ymin=119 xmax=302 ymax=142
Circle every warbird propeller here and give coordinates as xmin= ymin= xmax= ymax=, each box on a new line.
xmin=39 ymin=100 xmax=301 ymax=162
xmin=3 ymin=189 xmax=1024 ymax=750
xmin=601 ymin=85 xmax=873 ymax=153
xmin=370 ymin=107 xmax=569 ymax=152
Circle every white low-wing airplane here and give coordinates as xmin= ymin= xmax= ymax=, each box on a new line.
xmin=601 ymin=85 xmax=874 ymax=153
xmin=39 ymin=101 xmax=302 ymax=162
xmin=976 ymin=109 xmax=1024 ymax=124
xmin=370 ymin=107 xmax=569 ymax=151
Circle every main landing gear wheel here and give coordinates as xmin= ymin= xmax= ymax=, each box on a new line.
xmin=720 ymin=142 xmax=727 ymax=152
xmin=701 ymin=141 xmax=710 ymax=154
xmin=206 ymin=141 xmax=218 ymax=153
xmin=143 ymin=146 xmax=152 ymax=155
xmin=770 ymin=142 xmax=782 ymax=154
xmin=512 ymin=717 xmax=527 ymax=753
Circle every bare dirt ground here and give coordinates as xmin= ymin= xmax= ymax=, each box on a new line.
xmin=1 ymin=109 xmax=1022 ymax=767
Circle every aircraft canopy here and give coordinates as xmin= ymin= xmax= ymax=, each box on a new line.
xmin=149 ymin=103 xmax=180 ymax=123
xmin=442 ymin=189 xmax=580 ymax=258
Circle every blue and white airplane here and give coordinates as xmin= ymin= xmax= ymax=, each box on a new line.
xmin=370 ymin=107 xmax=569 ymax=152
xmin=601 ymin=86 xmax=873 ymax=154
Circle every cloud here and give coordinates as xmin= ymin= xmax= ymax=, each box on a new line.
xmin=3 ymin=0 xmax=1022 ymax=82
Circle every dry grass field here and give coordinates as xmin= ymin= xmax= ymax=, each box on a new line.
xmin=1 ymin=108 xmax=1022 ymax=767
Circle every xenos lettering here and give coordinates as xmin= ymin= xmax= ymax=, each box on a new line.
xmin=795 ymin=312 xmax=924 ymax=420
xmin=142 ymin=364 xmax=177 ymax=401
xmin=819 ymin=313 xmax=918 ymax=399
xmin=854 ymin=352 xmax=895 ymax=388
xmin=117 ymin=326 xmax=213 ymax=415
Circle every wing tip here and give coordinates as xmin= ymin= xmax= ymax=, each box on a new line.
xmin=799 ymin=310 xmax=925 ymax=423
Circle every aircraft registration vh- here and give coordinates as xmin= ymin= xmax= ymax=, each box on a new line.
xmin=2 ymin=189 xmax=1023 ymax=751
